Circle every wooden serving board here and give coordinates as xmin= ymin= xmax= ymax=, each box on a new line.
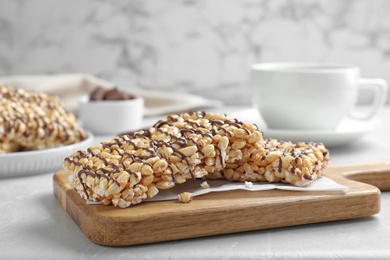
xmin=53 ymin=161 xmax=390 ymax=246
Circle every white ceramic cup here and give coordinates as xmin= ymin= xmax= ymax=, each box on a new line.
xmin=250 ymin=62 xmax=388 ymax=130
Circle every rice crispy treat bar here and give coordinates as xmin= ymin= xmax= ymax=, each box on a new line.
xmin=63 ymin=111 xmax=263 ymax=208
xmin=151 ymin=111 xmax=264 ymax=174
xmin=0 ymin=139 xmax=19 ymax=154
xmin=0 ymin=85 xmax=87 ymax=153
xmin=63 ymin=111 xmax=330 ymax=208
xmin=155 ymin=112 xmax=329 ymax=186
xmin=207 ymin=139 xmax=330 ymax=187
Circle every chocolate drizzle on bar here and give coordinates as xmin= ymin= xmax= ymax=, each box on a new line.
xmin=278 ymin=147 xmax=290 ymax=173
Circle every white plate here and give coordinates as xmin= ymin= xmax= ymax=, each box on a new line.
xmin=0 ymin=131 xmax=94 ymax=178
xmin=262 ymin=118 xmax=382 ymax=147
xmin=130 ymin=89 xmax=224 ymax=117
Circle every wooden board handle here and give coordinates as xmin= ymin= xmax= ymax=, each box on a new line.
xmin=341 ymin=161 xmax=390 ymax=191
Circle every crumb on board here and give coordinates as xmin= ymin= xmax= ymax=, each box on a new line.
xmin=200 ymin=181 xmax=210 ymax=189
xmin=245 ymin=181 xmax=253 ymax=188
xmin=178 ymin=192 xmax=193 ymax=203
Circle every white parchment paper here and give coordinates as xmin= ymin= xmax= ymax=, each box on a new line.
xmin=86 ymin=177 xmax=347 ymax=204
xmin=146 ymin=177 xmax=348 ymax=202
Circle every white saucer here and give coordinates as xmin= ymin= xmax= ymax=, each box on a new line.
xmin=262 ymin=118 xmax=382 ymax=147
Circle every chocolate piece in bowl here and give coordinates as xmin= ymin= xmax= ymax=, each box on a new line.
xmin=90 ymin=86 xmax=136 ymax=101
xmin=104 ymin=88 xmax=136 ymax=100
xmin=90 ymin=86 xmax=106 ymax=101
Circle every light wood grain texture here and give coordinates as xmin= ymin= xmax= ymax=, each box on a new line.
xmin=53 ymin=161 xmax=390 ymax=246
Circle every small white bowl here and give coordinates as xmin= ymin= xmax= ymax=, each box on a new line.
xmin=79 ymin=95 xmax=144 ymax=135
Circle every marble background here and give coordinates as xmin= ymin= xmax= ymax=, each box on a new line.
xmin=1 ymin=0 xmax=390 ymax=104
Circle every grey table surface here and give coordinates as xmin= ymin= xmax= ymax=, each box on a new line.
xmin=1 ymin=106 xmax=390 ymax=260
